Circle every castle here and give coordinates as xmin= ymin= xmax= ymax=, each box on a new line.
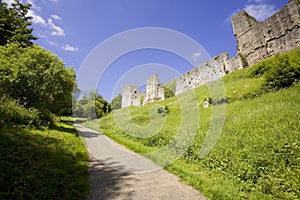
xmin=122 ymin=0 xmax=300 ymax=108
xmin=121 ymin=74 xmax=164 ymax=108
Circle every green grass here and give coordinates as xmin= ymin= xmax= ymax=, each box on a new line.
xmin=83 ymin=48 xmax=300 ymax=199
xmin=0 ymin=119 xmax=89 ymax=200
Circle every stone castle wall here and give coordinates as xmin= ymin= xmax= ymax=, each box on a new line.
xmin=121 ymin=0 xmax=300 ymax=105
xmin=173 ymin=0 xmax=299 ymax=95
xmin=174 ymin=52 xmax=243 ymax=95
xmin=232 ymin=0 xmax=300 ymax=65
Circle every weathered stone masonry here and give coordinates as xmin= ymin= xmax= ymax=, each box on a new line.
xmin=143 ymin=74 xmax=164 ymax=104
xmin=232 ymin=0 xmax=300 ymax=65
xmin=121 ymin=74 xmax=164 ymax=108
xmin=122 ymin=0 xmax=300 ymax=107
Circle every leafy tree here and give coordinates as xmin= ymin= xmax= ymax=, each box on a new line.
xmin=0 ymin=43 xmax=76 ymax=121
xmin=0 ymin=0 xmax=37 ymax=46
xmin=110 ymin=94 xmax=122 ymax=110
xmin=73 ymin=90 xmax=110 ymax=119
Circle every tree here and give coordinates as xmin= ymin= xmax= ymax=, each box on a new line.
xmin=0 ymin=0 xmax=37 ymax=46
xmin=110 ymin=94 xmax=122 ymax=110
xmin=0 ymin=43 xmax=76 ymax=121
xmin=73 ymin=90 xmax=110 ymax=119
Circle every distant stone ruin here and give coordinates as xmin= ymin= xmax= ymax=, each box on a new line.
xmin=143 ymin=74 xmax=164 ymax=104
xmin=121 ymin=85 xmax=144 ymax=108
xmin=121 ymin=74 xmax=164 ymax=108
xmin=121 ymin=0 xmax=300 ymax=107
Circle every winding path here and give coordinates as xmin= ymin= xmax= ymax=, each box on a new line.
xmin=75 ymin=124 xmax=208 ymax=200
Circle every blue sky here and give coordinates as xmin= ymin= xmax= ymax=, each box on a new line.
xmin=4 ymin=0 xmax=289 ymax=101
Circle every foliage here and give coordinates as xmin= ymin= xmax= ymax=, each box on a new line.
xmin=110 ymin=94 xmax=122 ymax=110
xmin=0 ymin=95 xmax=40 ymax=128
xmin=164 ymin=80 xmax=176 ymax=99
xmin=157 ymin=105 xmax=169 ymax=116
xmin=247 ymin=47 xmax=300 ymax=90
xmin=140 ymin=95 xmax=144 ymax=106
xmin=74 ymin=90 xmax=110 ymax=119
xmin=83 ymin=48 xmax=300 ymax=199
xmin=0 ymin=0 xmax=37 ymax=46
xmin=239 ymin=53 xmax=249 ymax=68
xmin=264 ymin=55 xmax=300 ymax=90
xmin=0 ymin=120 xmax=89 ymax=200
xmin=0 ymin=43 xmax=76 ymax=122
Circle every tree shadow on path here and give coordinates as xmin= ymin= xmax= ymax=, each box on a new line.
xmin=88 ymin=155 xmax=135 ymax=200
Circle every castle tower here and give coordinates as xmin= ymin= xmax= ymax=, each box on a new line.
xmin=232 ymin=10 xmax=267 ymax=65
xmin=144 ymin=74 xmax=164 ymax=104
xmin=121 ymin=85 xmax=138 ymax=108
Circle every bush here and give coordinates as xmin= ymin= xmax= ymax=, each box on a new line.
xmin=247 ymin=47 xmax=300 ymax=90
xmin=264 ymin=56 xmax=300 ymax=90
xmin=0 ymin=43 xmax=76 ymax=123
xmin=0 ymin=96 xmax=41 ymax=128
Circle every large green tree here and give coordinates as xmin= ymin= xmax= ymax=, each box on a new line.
xmin=73 ymin=90 xmax=110 ymax=119
xmin=0 ymin=0 xmax=37 ymax=46
xmin=0 ymin=43 xmax=76 ymax=120
xmin=110 ymin=94 xmax=122 ymax=110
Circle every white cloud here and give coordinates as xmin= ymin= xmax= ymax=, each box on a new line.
xmin=62 ymin=44 xmax=78 ymax=51
xmin=244 ymin=4 xmax=276 ymax=21
xmin=48 ymin=0 xmax=58 ymax=2
xmin=51 ymin=14 xmax=62 ymax=20
xmin=49 ymin=41 xmax=59 ymax=47
xmin=48 ymin=19 xmax=65 ymax=36
xmin=27 ymin=0 xmax=41 ymax=11
xmin=27 ymin=10 xmax=47 ymax=26
xmin=192 ymin=51 xmax=202 ymax=61
xmin=226 ymin=0 xmax=278 ymax=24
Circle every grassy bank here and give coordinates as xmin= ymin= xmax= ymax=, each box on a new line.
xmin=83 ymin=48 xmax=300 ymax=199
xmin=0 ymin=119 xmax=89 ymax=200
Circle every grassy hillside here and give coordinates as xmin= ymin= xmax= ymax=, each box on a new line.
xmin=83 ymin=48 xmax=300 ymax=199
xmin=0 ymin=119 xmax=89 ymax=200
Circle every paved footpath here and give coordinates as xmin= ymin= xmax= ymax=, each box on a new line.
xmin=75 ymin=124 xmax=208 ymax=200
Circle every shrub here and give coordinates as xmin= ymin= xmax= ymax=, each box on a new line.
xmin=0 ymin=95 xmax=41 ymax=128
xmin=264 ymin=56 xmax=300 ymax=90
xmin=247 ymin=47 xmax=300 ymax=90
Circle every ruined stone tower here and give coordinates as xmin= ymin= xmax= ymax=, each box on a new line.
xmin=232 ymin=0 xmax=300 ymax=65
xmin=121 ymin=85 xmax=144 ymax=108
xmin=143 ymin=74 xmax=164 ymax=104
xmin=121 ymin=74 xmax=164 ymax=108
